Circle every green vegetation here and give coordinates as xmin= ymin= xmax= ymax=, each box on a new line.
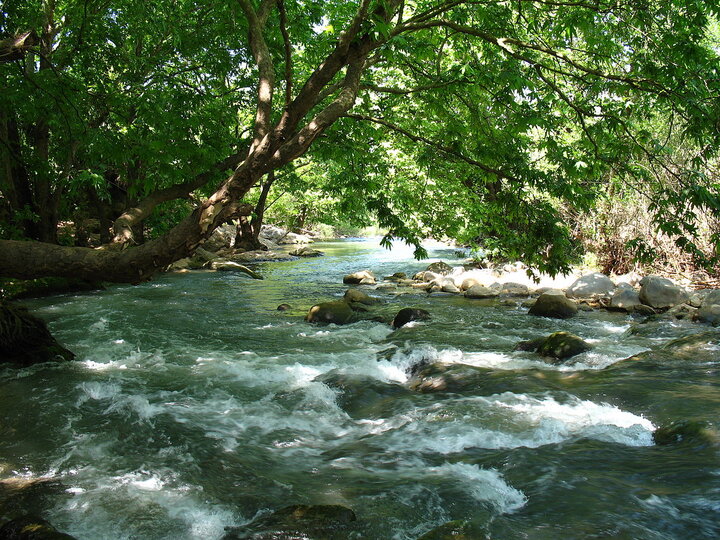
xmin=1 ymin=0 xmax=719 ymax=281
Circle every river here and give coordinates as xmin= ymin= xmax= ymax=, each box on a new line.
xmin=1 ymin=239 xmax=719 ymax=539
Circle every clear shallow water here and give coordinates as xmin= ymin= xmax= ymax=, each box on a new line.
xmin=1 ymin=239 xmax=719 ymax=539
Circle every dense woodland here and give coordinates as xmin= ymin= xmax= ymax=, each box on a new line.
xmin=1 ymin=0 xmax=720 ymax=282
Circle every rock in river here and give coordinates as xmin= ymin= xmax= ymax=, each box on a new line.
xmin=306 ymin=301 xmax=354 ymax=325
xmin=391 ymin=308 xmax=431 ymax=329
xmin=528 ymin=293 xmax=578 ymax=319
xmin=567 ymin=272 xmax=615 ymax=298
xmin=343 ymin=270 xmax=376 ymax=285
xmin=639 ymin=275 xmax=689 ymax=309
xmin=222 ymin=504 xmax=357 ymax=540
xmin=0 ymin=302 xmax=75 ymax=366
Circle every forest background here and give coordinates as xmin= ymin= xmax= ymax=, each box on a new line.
xmin=1 ymin=0 xmax=719 ymax=288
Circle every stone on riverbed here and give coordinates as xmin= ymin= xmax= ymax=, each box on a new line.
xmin=464 ymin=284 xmax=500 ymax=299
xmin=609 ymin=288 xmax=641 ymax=311
xmin=0 ymin=516 xmax=76 ymax=539
xmin=425 ymin=261 xmax=454 ymax=275
xmin=391 ymin=308 xmax=430 ymax=329
xmin=306 ymin=301 xmax=354 ymax=325
xmin=222 ymin=504 xmax=357 ymax=540
xmin=536 ymin=332 xmax=592 ymax=361
xmin=639 ymin=275 xmax=689 ymax=309
xmin=290 ymin=246 xmax=324 ymax=257
xmin=653 ymin=420 xmax=717 ymax=446
xmin=695 ymin=304 xmax=720 ymax=325
xmin=528 ymin=293 xmax=578 ymax=319
xmin=344 ymin=288 xmax=378 ymax=305
xmin=343 ymin=270 xmax=375 ymax=285
xmin=567 ymin=272 xmax=615 ymax=299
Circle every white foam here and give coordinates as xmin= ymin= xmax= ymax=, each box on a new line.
xmin=429 ymin=463 xmax=527 ymax=513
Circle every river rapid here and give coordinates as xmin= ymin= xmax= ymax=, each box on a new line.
xmin=1 ymin=239 xmax=719 ymax=539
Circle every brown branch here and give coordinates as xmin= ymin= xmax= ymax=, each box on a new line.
xmin=238 ymin=0 xmax=276 ymax=150
xmin=0 ymin=31 xmax=39 ymax=63
xmin=111 ymin=150 xmax=248 ymax=245
xmin=278 ymin=0 xmax=293 ymax=106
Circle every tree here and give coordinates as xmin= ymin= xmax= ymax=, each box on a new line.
xmin=1 ymin=0 xmax=719 ymax=282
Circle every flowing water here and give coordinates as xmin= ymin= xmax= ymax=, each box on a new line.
xmin=1 ymin=239 xmax=719 ymax=539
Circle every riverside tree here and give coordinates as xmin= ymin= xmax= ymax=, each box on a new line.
xmin=1 ymin=0 xmax=719 ymax=281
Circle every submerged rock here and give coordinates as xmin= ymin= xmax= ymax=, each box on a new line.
xmin=639 ymin=275 xmax=689 ymax=309
xmin=290 ymin=246 xmax=324 ymax=257
xmin=222 ymin=504 xmax=357 ymax=540
xmin=528 ymin=293 xmax=578 ymax=319
xmin=276 ymin=304 xmax=292 ymax=311
xmin=567 ymin=272 xmax=615 ymax=299
xmin=391 ymin=308 xmax=430 ymax=329
xmin=653 ymin=420 xmax=717 ymax=446
xmin=305 ymin=301 xmax=354 ymax=325
xmin=0 ymin=303 xmax=75 ymax=366
xmin=343 ymin=288 xmax=378 ymax=305
xmin=417 ymin=520 xmax=485 ymax=540
xmin=0 ymin=516 xmax=76 ymax=539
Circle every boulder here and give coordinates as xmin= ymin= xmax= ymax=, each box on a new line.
xmin=653 ymin=420 xmax=717 ymax=446
xmin=695 ymin=304 xmax=720 ymax=326
xmin=0 ymin=516 xmax=76 ymax=539
xmin=204 ymin=223 xmax=235 ymax=252
xmin=609 ymin=288 xmax=641 ymax=311
xmin=702 ymin=289 xmax=720 ymax=307
xmin=277 ymin=304 xmax=292 ymax=311
xmin=343 ymin=289 xmax=378 ymax=305
xmin=567 ymin=272 xmax=615 ymax=298
xmin=343 ymin=270 xmax=375 ymax=285
xmin=460 ymin=277 xmax=481 ymax=291
xmin=500 ymin=282 xmax=530 ymax=297
xmin=222 ymin=504 xmax=357 ymax=540
xmin=0 ymin=303 xmax=75 ymax=366
xmin=290 ymin=246 xmax=324 ymax=257
xmin=441 ymin=281 xmax=460 ymax=294
xmin=391 ymin=308 xmax=431 ymax=329
xmin=306 ymin=301 xmax=354 ymax=325
xmin=425 ymin=261 xmax=453 ymax=275
xmin=536 ymin=332 xmax=592 ymax=361
xmin=464 ymin=284 xmax=499 ymax=299
xmin=639 ymin=275 xmax=689 ymax=309
xmin=528 ymin=293 xmax=578 ymax=319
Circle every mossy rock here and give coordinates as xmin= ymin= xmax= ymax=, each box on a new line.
xmin=223 ymin=504 xmax=357 ymax=539
xmin=0 ymin=303 xmax=75 ymax=366
xmin=537 ymin=332 xmax=591 ymax=362
xmin=0 ymin=516 xmax=76 ymax=539
xmin=528 ymin=293 xmax=578 ymax=319
xmin=653 ymin=420 xmax=717 ymax=446
xmin=417 ymin=520 xmax=487 ymax=540
xmin=305 ymin=301 xmax=354 ymax=325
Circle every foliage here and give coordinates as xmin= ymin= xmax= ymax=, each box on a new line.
xmin=1 ymin=0 xmax=719 ymax=279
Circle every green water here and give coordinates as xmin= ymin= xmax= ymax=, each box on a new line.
xmin=1 ymin=239 xmax=719 ymax=539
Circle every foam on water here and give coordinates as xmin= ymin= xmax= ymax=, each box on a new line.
xmin=428 ymin=463 xmax=527 ymax=513
xmin=358 ymin=393 xmax=655 ymax=454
